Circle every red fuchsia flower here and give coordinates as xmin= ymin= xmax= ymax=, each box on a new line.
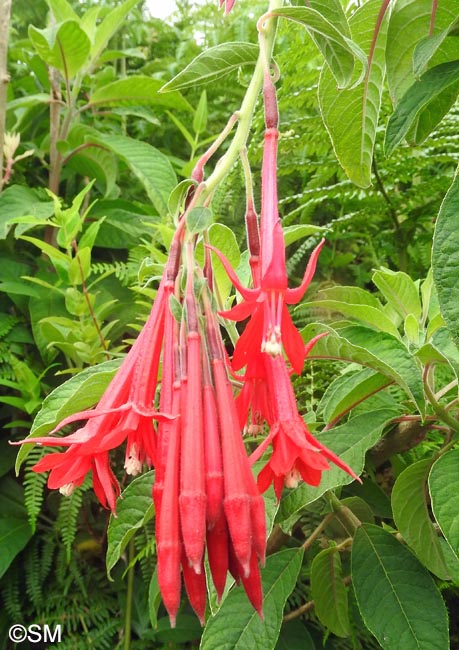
xmin=154 ymin=247 xmax=266 ymax=627
xmin=15 ymin=231 xmax=184 ymax=513
xmin=209 ymin=72 xmax=325 ymax=375
xmin=250 ymin=353 xmax=361 ymax=500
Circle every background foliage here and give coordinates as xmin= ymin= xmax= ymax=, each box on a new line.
xmin=2 ymin=0 xmax=459 ymax=648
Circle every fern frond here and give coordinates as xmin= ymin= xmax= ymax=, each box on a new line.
xmin=23 ymin=446 xmax=48 ymax=532
xmin=1 ymin=564 xmax=22 ymax=619
xmin=55 ymin=476 xmax=91 ymax=562
xmin=25 ymin=539 xmax=43 ymax=609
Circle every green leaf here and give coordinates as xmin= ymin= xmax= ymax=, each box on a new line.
xmin=303 ymin=323 xmax=425 ymax=415
xmin=318 ymin=367 xmax=392 ymax=424
xmin=29 ymin=21 xmax=90 ymax=79
xmin=0 ymin=518 xmax=32 ymax=579
xmin=186 ymin=207 xmax=213 ymax=235
xmin=283 ymin=224 xmax=327 ymax=247
xmin=0 ymin=185 xmax=55 ymax=239
xmin=416 ymin=327 xmax=459 ymax=384
xmin=15 ymin=358 xmax=122 ymax=471
xmin=168 ymin=179 xmax=198 ymax=219
xmin=318 ymin=0 xmax=388 ymax=187
xmin=276 ymin=409 xmax=397 ymax=525
xmin=106 ymin=471 xmax=155 ymax=578
xmin=311 ymin=547 xmax=350 ymax=637
xmin=90 ymin=0 xmax=142 ymax=67
xmin=268 ymin=6 xmax=366 ymax=89
xmin=193 ymin=90 xmax=208 ymax=135
xmin=385 ymin=60 xmax=459 ymax=155
xmin=0 ymin=478 xmax=32 ymax=579
xmin=429 ymin=449 xmax=459 ymax=561
xmin=372 ymin=268 xmax=422 ymax=320
xmin=201 ymin=548 xmax=304 ymax=650
xmin=413 ymin=22 xmax=459 ymax=76
xmin=386 ymin=0 xmax=459 ymax=103
xmin=68 ymin=247 xmax=91 ymax=285
xmin=352 ymin=524 xmax=449 ymax=650
xmin=93 ymin=134 xmax=177 ymax=217
xmin=148 ymin=569 xmax=162 ymax=630
xmin=275 ymin=620 xmax=316 ymax=650
xmin=432 ymin=166 xmax=459 ymax=350
xmin=308 ymin=0 xmax=351 ymax=38
xmin=89 ymin=77 xmax=191 ymax=112
xmin=160 ymin=42 xmax=259 ymax=92
xmin=392 ymin=459 xmax=450 ymax=579
xmin=47 ymin=0 xmax=79 ymax=22
xmin=303 ymin=299 xmax=399 ymax=337
xmin=346 ymin=478 xmax=392 ymax=519
xmin=314 ymin=284 xmax=382 ymax=309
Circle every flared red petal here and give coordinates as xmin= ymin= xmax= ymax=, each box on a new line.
xmin=285 ymin=238 xmax=325 ymax=305
xmin=281 ymin=306 xmax=307 ymax=375
xmin=206 ymin=244 xmax=260 ymax=301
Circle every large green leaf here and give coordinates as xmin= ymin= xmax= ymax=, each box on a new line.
xmin=386 ymin=0 xmax=459 ymax=103
xmin=94 ymin=135 xmax=177 ymax=217
xmin=106 ymin=471 xmax=155 ymax=578
xmin=429 ymin=449 xmax=459 ymax=561
xmin=416 ymin=327 xmax=459 ymax=387
xmin=275 ymin=409 xmax=398 ymax=525
xmin=46 ymin=0 xmax=79 ymax=22
xmin=160 ymin=42 xmax=259 ymax=92
xmin=318 ymin=367 xmax=392 ymax=425
xmin=0 ymin=185 xmax=54 ymax=239
xmin=413 ymin=19 xmax=459 ymax=76
xmin=386 ymin=0 xmax=459 ymax=145
xmin=432 ymin=166 xmax=459 ymax=350
xmin=15 ymin=359 xmax=122 ymax=471
xmin=29 ymin=21 xmax=90 ymax=78
xmin=392 ymin=459 xmax=450 ymax=579
xmin=62 ymin=123 xmax=117 ymax=196
xmin=201 ymin=548 xmax=304 ymax=650
xmin=352 ymin=524 xmax=449 ymax=650
xmin=385 ymin=60 xmax=459 ymax=155
xmin=372 ymin=268 xmax=422 ymax=320
xmin=303 ymin=299 xmax=399 ymax=337
xmin=275 ymin=620 xmax=316 ymax=650
xmin=0 ymin=477 xmax=32 ymax=579
xmin=90 ymin=77 xmax=191 ymax=112
xmin=90 ymin=0 xmax=142 ymax=67
xmin=303 ymin=323 xmax=425 ymax=415
xmin=311 ymin=547 xmax=350 ymax=637
xmin=318 ymin=0 xmax=388 ymax=187
xmin=266 ymin=6 xmax=366 ymax=89
xmin=308 ymin=0 xmax=350 ymax=37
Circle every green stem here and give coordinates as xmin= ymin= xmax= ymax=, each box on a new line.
xmin=424 ymin=364 xmax=459 ymax=435
xmin=198 ymin=0 xmax=284 ymax=201
xmin=124 ymin=539 xmax=135 ymax=650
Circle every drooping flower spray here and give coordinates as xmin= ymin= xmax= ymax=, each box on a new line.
xmin=15 ymin=0 xmax=360 ymax=628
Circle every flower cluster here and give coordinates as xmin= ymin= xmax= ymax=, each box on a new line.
xmin=214 ymin=70 xmax=359 ymax=497
xmin=16 ymin=34 xmax=359 ymax=629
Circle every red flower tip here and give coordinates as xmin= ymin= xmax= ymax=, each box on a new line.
xmin=182 ymin=553 xmax=207 ymax=625
xmin=206 ymin=514 xmax=229 ymax=601
xmin=239 ymin=551 xmax=264 ymax=617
